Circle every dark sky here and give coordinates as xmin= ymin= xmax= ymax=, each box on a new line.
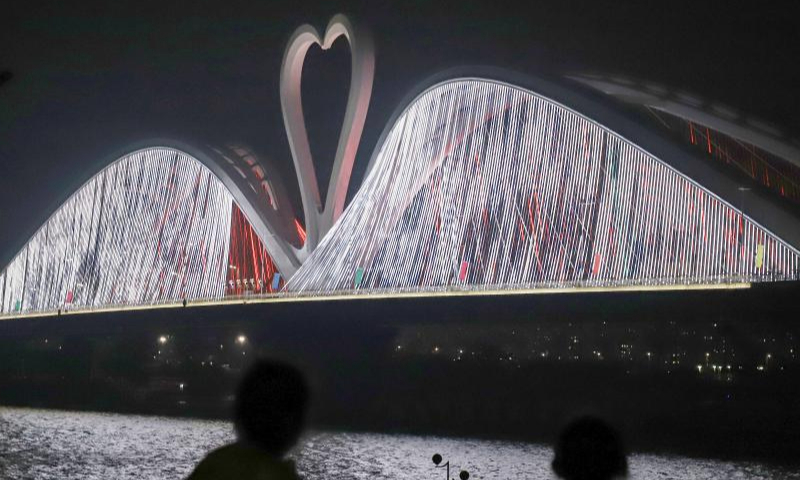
xmin=1 ymin=0 xmax=798 ymax=265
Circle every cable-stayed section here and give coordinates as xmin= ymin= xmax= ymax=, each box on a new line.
xmin=569 ymin=74 xmax=800 ymax=205
xmin=0 ymin=147 xmax=283 ymax=315
xmin=288 ymin=79 xmax=800 ymax=293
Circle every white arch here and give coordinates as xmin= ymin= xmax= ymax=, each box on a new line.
xmin=280 ymin=14 xmax=375 ymax=256
xmin=0 ymin=146 xmax=285 ymax=315
xmin=288 ymin=79 xmax=800 ymax=294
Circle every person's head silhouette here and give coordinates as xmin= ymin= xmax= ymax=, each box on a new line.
xmin=234 ymin=359 xmax=310 ymax=457
xmin=552 ymin=416 xmax=627 ymax=480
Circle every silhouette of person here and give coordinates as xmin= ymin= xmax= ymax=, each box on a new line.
xmin=551 ymin=416 xmax=628 ymax=480
xmin=187 ymin=359 xmax=309 ymax=480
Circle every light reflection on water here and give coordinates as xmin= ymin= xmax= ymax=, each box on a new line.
xmin=0 ymin=407 xmax=796 ymax=479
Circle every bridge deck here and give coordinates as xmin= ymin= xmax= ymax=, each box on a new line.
xmin=0 ymin=282 xmax=751 ymax=320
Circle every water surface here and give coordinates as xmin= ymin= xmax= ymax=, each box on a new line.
xmin=0 ymin=407 xmax=796 ymax=479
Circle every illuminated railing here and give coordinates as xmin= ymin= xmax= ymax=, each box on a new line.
xmin=0 ymin=276 xmax=756 ymax=319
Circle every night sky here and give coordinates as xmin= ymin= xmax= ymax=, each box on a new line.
xmin=1 ymin=0 xmax=798 ymax=267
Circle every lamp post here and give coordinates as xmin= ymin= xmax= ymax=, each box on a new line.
xmin=432 ymin=454 xmax=469 ymax=480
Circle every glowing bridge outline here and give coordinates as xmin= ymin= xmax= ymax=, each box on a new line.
xmin=2 ymin=17 xmax=800 ymax=319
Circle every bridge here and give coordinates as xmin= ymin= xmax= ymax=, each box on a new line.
xmin=2 ymin=16 xmax=799 ymax=319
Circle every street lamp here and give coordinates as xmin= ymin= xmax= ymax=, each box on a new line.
xmin=158 ymin=335 xmax=168 ymax=345
xmin=432 ymin=454 xmax=469 ymax=480
xmin=236 ymin=335 xmax=247 ymax=345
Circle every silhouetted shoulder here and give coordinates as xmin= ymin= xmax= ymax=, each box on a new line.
xmin=187 ymin=442 xmax=301 ymax=480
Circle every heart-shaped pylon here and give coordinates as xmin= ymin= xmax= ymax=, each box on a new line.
xmin=280 ymin=14 xmax=374 ymax=257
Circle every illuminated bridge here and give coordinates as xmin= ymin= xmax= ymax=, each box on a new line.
xmin=288 ymin=75 xmax=800 ymax=293
xmin=2 ymin=19 xmax=800 ymax=317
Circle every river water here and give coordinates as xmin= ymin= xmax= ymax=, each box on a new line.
xmin=0 ymin=407 xmax=797 ymax=479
